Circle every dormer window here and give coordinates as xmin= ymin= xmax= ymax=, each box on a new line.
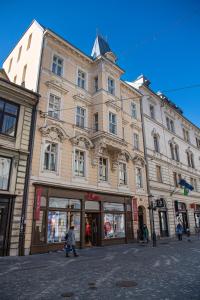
xmin=108 ymin=77 xmax=115 ymax=95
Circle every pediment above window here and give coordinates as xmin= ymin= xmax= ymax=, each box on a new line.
xmin=151 ymin=128 xmax=160 ymax=138
xmin=45 ymin=80 xmax=69 ymax=94
xmin=132 ymin=154 xmax=146 ymax=166
xmin=73 ymin=93 xmax=91 ymax=106
xmin=40 ymin=124 xmax=69 ymax=142
xmin=105 ymin=99 xmax=121 ymax=112
xmin=70 ymin=134 xmax=94 ymax=150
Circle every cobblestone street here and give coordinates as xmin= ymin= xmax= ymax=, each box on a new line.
xmin=1 ymin=237 xmax=200 ymax=300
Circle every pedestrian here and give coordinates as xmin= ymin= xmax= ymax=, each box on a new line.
xmin=186 ymin=227 xmax=191 ymax=242
xmin=176 ymin=223 xmax=183 ymax=241
xmin=65 ymin=226 xmax=79 ymax=257
xmin=143 ymin=224 xmax=149 ymax=243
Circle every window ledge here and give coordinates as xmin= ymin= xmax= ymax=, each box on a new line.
xmin=0 ymin=134 xmax=15 ymax=142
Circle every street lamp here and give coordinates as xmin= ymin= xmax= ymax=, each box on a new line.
xmin=148 ymin=195 xmax=157 ymax=247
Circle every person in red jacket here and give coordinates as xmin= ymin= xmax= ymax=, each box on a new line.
xmin=85 ymin=220 xmax=92 ymax=246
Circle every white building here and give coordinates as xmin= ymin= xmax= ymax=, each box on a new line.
xmin=129 ymin=75 xmax=200 ymax=238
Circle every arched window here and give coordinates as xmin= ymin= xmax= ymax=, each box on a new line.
xmin=153 ymin=135 xmax=159 ymax=152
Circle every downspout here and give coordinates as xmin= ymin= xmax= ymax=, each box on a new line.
xmin=139 ymin=93 xmax=153 ymax=238
xmin=18 ymin=32 xmax=45 ymax=256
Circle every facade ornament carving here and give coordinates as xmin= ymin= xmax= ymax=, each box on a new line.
xmin=70 ymin=134 xmax=94 ymax=150
xmin=45 ymin=80 xmax=69 ymax=94
xmin=132 ymin=154 xmax=146 ymax=166
xmin=40 ymin=124 xmax=69 ymax=142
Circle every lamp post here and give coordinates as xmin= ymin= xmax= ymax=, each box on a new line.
xmin=148 ymin=195 xmax=157 ymax=247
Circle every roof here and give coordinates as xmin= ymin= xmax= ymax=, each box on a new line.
xmin=91 ymin=35 xmax=112 ymax=58
xmin=0 ymin=69 xmax=9 ymax=80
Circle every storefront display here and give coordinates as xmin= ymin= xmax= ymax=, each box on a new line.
xmin=103 ymin=202 xmax=125 ymax=239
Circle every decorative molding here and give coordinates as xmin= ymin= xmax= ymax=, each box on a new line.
xmin=73 ymin=93 xmax=91 ymax=106
xmin=70 ymin=134 xmax=94 ymax=150
xmin=105 ymin=99 xmax=121 ymax=112
xmin=39 ymin=123 xmax=69 ymax=142
xmin=132 ymin=154 xmax=146 ymax=166
xmin=45 ymin=80 xmax=69 ymax=94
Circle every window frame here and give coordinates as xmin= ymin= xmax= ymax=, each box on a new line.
xmin=0 ymin=156 xmax=12 ymax=191
xmin=119 ymin=162 xmax=127 ymax=185
xmin=108 ymin=77 xmax=115 ymax=95
xmin=153 ymin=135 xmax=159 ymax=152
xmin=99 ymin=157 xmax=108 ymax=182
xmin=94 ymin=112 xmax=99 ymax=132
xmin=48 ymin=93 xmax=61 ymax=119
xmin=74 ymin=149 xmax=86 ymax=177
xmin=131 ymin=102 xmax=137 ymax=119
xmin=136 ymin=167 xmax=143 ymax=189
xmin=77 ymin=69 xmax=87 ymax=90
xmin=133 ymin=133 xmax=139 ymax=150
xmin=43 ymin=141 xmax=58 ymax=172
xmin=0 ymin=98 xmax=19 ymax=138
xmin=52 ymin=54 xmax=64 ymax=77
xmin=76 ymin=106 xmax=86 ymax=128
xmin=149 ymin=104 xmax=155 ymax=119
xmin=156 ymin=165 xmax=162 ymax=183
xmin=109 ymin=112 xmax=117 ymax=135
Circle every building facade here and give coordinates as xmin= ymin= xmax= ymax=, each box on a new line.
xmin=129 ymin=75 xmax=200 ymax=238
xmin=0 ymin=70 xmax=38 ymax=256
xmin=3 ymin=21 xmax=149 ymax=254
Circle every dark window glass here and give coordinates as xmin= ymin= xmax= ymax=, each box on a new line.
xmin=0 ymin=98 xmax=19 ymax=137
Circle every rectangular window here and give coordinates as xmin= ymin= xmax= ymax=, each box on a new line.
xmin=94 ymin=113 xmax=98 ymax=132
xmin=8 ymin=58 xmax=13 ymax=73
xmin=27 ymin=33 xmax=32 ymax=50
xmin=104 ymin=213 xmax=125 ymax=239
xmin=183 ymin=128 xmax=190 ymax=142
xmin=119 ymin=163 xmax=127 ymax=185
xmin=78 ymin=69 xmax=86 ymax=89
xmin=131 ymin=102 xmax=137 ymax=119
xmin=156 ymin=165 xmax=162 ymax=183
xmin=99 ymin=157 xmax=108 ymax=181
xmin=76 ymin=106 xmax=86 ymax=128
xmin=166 ymin=117 xmax=170 ymax=131
xmin=43 ymin=142 xmax=58 ymax=171
xmin=0 ymin=156 xmax=11 ymax=190
xmin=94 ymin=76 xmax=98 ymax=92
xmin=150 ymin=104 xmax=155 ymax=119
xmin=178 ymin=174 xmax=182 ymax=186
xmin=21 ymin=64 xmax=27 ymax=86
xmin=153 ymin=135 xmax=159 ymax=152
xmin=48 ymin=94 xmax=61 ymax=119
xmin=49 ymin=198 xmax=81 ymax=209
xmin=74 ymin=150 xmax=85 ymax=177
xmin=109 ymin=112 xmax=117 ymax=134
xmin=52 ymin=55 xmax=63 ymax=76
xmin=173 ymin=172 xmax=178 ymax=187
xmin=196 ymin=138 xmax=200 ymax=149
xmin=17 ymin=46 xmax=22 ymax=62
xmin=136 ymin=168 xmax=143 ymax=188
xmin=166 ymin=117 xmax=175 ymax=132
xmin=0 ymin=98 xmax=19 ymax=137
xmin=133 ymin=133 xmax=139 ymax=150
xmin=108 ymin=77 xmax=115 ymax=95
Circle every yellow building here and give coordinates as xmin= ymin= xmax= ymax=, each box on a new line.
xmin=3 ymin=20 xmax=149 ymax=254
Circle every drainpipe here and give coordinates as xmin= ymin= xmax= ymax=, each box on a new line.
xmin=18 ymin=33 xmax=45 ymax=256
xmin=139 ymin=94 xmax=153 ymax=239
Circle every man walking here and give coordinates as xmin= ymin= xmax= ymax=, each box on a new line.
xmin=65 ymin=226 xmax=79 ymax=257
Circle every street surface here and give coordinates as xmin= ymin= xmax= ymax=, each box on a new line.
xmin=0 ymin=237 xmax=200 ymax=300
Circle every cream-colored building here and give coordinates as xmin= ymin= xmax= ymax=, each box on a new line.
xmin=0 ymin=69 xmax=38 ymax=256
xmin=3 ymin=20 xmax=149 ymax=254
xmin=129 ymin=75 xmax=200 ymax=238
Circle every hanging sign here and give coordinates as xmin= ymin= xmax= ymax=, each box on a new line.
xmin=34 ymin=187 xmax=42 ymax=221
xmin=132 ymin=197 xmax=138 ymax=222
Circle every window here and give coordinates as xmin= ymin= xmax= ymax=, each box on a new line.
xmin=48 ymin=94 xmax=61 ymax=119
xmin=170 ymin=143 xmax=175 ymax=160
xmin=133 ymin=133 xmax=139 ymax=150
xmin=153 ymin=135 xmax=159 ymax=152
xmin=149 ymin=104 xmax=155 ymax=119
xmin=21 ymin=64 xmax=27 ymax=86
xmin=94 ymin=76 xmax=98 ymax=92
xmin=8 ymin=58 xmax=13 ymax=73
xmin=76 ymin=106 xmax=86 ymax=128
xmin=174 ymin=145 xmax=179 ymax=162
xmin=196 ymin=137 xmax=200 ymax=149
xmin=13 ymin=75 xmax=17 ymax=83
xmin=183 ymin=128 xmax=190 ymax=142
xmin=108 ymin=77 xmax=115 ymax=95
xmin=52 ymin=55 xmax=63 ymax=76
xmin=49 ymin=198 xmax=81 ymax=209
xmin=109 ymin=112 xmax=117 ymax=134
xmin=190 ymin=178 xmax=197 ymax=192
xmin=166 ymin=117 xmax=175 ymax=132
xmin=43 ymin=142 xmax=58 ymax=171
xmin=119 ymin=163 xmax=127 ymax=185
xmin=78 ymin=69 xmax=86 ymax=89
xmin=99 ymin=157 xmax=108 ymax=181
xmin=187 ymin=151 xmax=195 ymax=168
xmin=27 ymin=33 xmax=32 ymax=50
xmin=156 ymin=165 xmax=162 ymax=183
xmin=136 ymin=168 xmax=143 ymax=188
xmin=173 ymin=172 xmax=178 ymax=187
xmin=104 ymin=213 xmax=125 ymax=239
xmin=178 ymin=174 xmax=182 ymax=186
xmin=131 ymin=102 xmax=137 ymax=119
xmin=74 ymin=150 xmax=85 ymax=177
xmin=0 ymin=156 xmax=11 ymax=190
xmin=0 ymin=98 xmax=19 ymax=137
xmin=17 ymin=46 xmax=22 ymax=62
xmin=94 ymin=113 xmax=98 ymax=132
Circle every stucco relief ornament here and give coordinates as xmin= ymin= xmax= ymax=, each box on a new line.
xmin=132 ymin=154 xmax=146 ymax=166
xmin=39 ymin=124 xmax=68 ymax=142
xmin=92 ymin=141 xmax=107 ymax=166
xmin=70 ymin=134 xmax=94 ymax=150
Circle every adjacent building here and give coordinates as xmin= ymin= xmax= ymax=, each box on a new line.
xmin=3 ymin=20 xmax=149 ymax=254
xmin=129 ymin=75 xmax=200 ymax=238
xmin=0 ymin=69 xmax=38 ymax=256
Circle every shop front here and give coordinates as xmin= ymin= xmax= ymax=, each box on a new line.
xmin=31 ymin=185 xmax=134 ymax=254
xmin=174 ymin=201 xmax=188 ymax=233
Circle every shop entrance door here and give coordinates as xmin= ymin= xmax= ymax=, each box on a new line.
xmin=0 ymin=199 xmax=11 ymax=256
xmin=85 ymin=213 xmax=100 ymax=247
xmin=178 ymin=212 xmax=188 ymax=234
xmin=159 ymin=211 xmax=169 ymax=237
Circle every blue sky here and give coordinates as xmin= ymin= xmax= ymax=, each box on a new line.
xmin=1 ymin=0 xmax=200 ymax=126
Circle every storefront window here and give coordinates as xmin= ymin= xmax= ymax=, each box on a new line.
xmin=47 ymin=211 xmax=80 ymax=243
xmin=33 ymin=211 xmax=46 ymax=244
xmin=49 ymin=198 xmax=81 ymax=209
xmin=103 ymin=202 xmax=124 ymax=212
xmin=104 ymin=213 xmax=125 ymax=239
xmin=85 ymin=201 xmax=100 ymax=211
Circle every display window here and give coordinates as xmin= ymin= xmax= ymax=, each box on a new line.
xmin=49 ymin=198 xmax=81 ymax=209
xmin=104 ymin=213 xmax=125 ymax=239
xmin=103 ymin=202 xmax=124 ymax=212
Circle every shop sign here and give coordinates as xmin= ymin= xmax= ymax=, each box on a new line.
xmin=85 ymin=192 xmax=101 ymax=201
xmin=34 ymin=187 xmax=42 ymax=221
xmin=132 ymin=197 xmax=138 ymax=222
